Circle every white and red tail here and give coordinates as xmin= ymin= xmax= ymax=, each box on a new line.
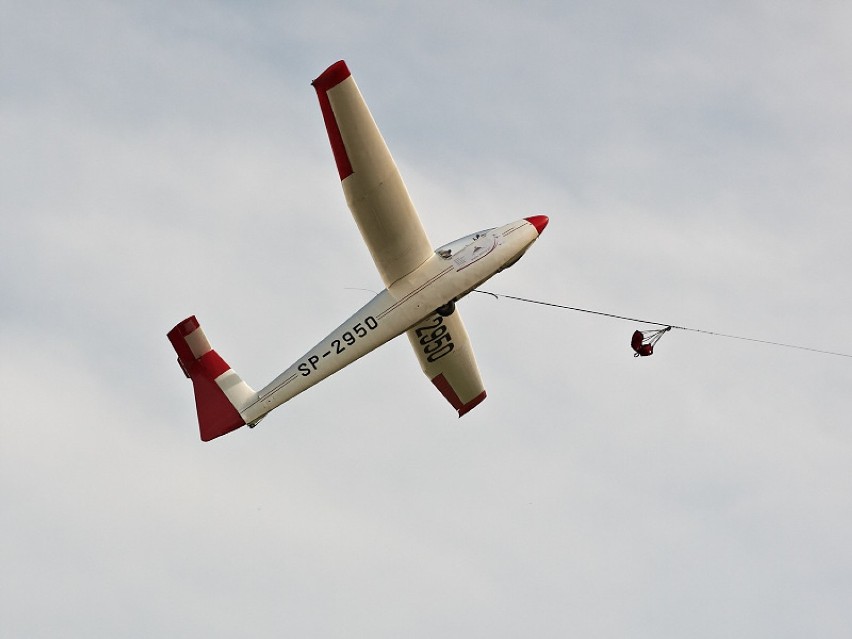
xmin=167 ymin=316 xmax=257 ymax=441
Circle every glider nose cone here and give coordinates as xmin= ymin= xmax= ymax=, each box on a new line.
xmin=525 ymin=215 xmax=549 ymax=235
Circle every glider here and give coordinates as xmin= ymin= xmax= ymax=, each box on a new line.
xmin=168 ymin=60 xmax=549 ymax=441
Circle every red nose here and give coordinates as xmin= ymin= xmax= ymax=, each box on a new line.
xmin=524 ymin=215 xmax=549 ymax=235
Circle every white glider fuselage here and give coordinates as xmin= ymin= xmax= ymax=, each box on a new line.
xmin=240 ymin=218 xmax=543 ymax=424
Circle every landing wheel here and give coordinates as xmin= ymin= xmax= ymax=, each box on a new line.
xmin=435 ymin=301 xmax=456 ymax=317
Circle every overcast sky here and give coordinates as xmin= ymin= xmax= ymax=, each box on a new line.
xmin=2 ymin=1 xmax=852 ymax=637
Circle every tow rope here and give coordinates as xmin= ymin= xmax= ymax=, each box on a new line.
xmin=473 ymin=290 xmax=852 ymax=359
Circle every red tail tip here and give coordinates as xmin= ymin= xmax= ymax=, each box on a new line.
xmin=524 ymin=215 xmax=549 ymax=235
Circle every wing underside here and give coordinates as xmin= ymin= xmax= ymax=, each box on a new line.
xmin=407 ymin=311 xmax=486 ymax=416
xmin=313 ymin=61 xmax=434 ymax=287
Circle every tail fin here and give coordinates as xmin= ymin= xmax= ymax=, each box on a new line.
xmin=167 ymin=316 xmax=257 ymax=441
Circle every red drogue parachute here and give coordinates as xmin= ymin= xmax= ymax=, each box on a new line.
xmin=631 ymin=327 xmax=671 ymax=357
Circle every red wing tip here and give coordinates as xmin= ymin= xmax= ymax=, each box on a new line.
xmin=312 ymin=60 xmax=351 ymax=92
xmin=457 ymin=391 xmax=487 ymax=417
xmin=312 ymin=61 xmax=355 ymax=181
xmin=431 ymin=374 xmax=487 ymax=417
xmin=524 ymin=215 xmax=549 ymax=235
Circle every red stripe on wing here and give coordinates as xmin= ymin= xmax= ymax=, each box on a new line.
xmin=312 ymin=60 xmax=354 ymax=181
xmin=431 ymin=373 xmax=487 ymax=417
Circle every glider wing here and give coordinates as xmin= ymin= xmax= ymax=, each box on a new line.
xmin=407 ymin=311 xmax=486 ymax=416
xmin=313 ymin=61 xmax=434 ymax=287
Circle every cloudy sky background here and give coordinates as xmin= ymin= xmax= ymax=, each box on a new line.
xmin=3 ymin=1 xmax=852 ymax=636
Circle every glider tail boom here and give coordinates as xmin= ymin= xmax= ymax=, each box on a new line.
xmin=167 ymin=316 xmax=257 ymax=441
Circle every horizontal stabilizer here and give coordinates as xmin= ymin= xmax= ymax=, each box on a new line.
xmin=167 ymin=317 xmax=256 ymax=441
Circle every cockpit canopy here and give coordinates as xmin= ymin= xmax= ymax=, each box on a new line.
xmin=435 ymin=229 xmax=493 ymax=259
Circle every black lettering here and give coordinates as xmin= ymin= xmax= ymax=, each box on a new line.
xmin=298 ymin=363 xmax=311 ymax=377
xmin=308 ymin=355 xmax=320 ymax=370
xmin=415 ymin=314 xmax=443 ymax=339
xmin=419 ymin=324 xmax=448 ymax=345
xmin=426 ymin=342 xmax=454 ymax=362
xmin=424 ymin=333 xmax=452 ymax=353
